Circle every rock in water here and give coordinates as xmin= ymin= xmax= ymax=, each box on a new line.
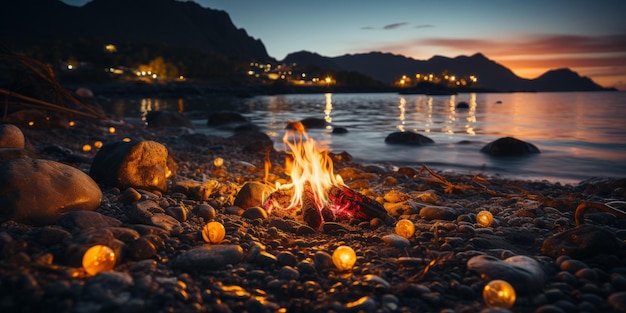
xmin=541 ymin=224 xmax=620 ymax=259
xmin=0 ymin=158 xmax=102 ymax=224
xmin=89 ymin=140 xmax=172 ymax=192
xmin=385 ymin=131 xmax=434 ymax=146
xmin=480 ymin=137 xmax=540 ymax=156
xmin=145 ymin=110 xmax=194 ymax=129
xmin=467 ymin=254 xmax=545 ymax=293
xmin=0 ymin=124 xmax=25 ymax=149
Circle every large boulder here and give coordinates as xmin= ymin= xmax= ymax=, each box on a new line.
xmin=89 ymin=140 xmax=173 ymax=192
xmin=0 ymin=158 xmax=102 ymax=225
xmin=384 ymin=131 xmax=434 ymax=146
xmin=480 ymin=137 xmax=540 ymax=156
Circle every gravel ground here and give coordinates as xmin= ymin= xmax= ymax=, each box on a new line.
xmin=1 ymin=116 xmax=625 ymax=313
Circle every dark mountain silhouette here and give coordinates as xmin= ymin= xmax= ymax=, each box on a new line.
xmin=283 ymin=51 xmax=613 ymax=92
xmin=0 ymin=0 xmax=613 ymax=92
xmin=0 ymin=0 xmax=272 ymax=62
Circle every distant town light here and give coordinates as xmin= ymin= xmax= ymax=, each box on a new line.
xmin=67 ymin=64 xmax=73 ymax=70
xmin=105 ymin=44 xmax=117 ymax=53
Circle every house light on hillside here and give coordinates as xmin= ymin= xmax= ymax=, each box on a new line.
xmin=105 ymin=44 xmax=117 ymax=53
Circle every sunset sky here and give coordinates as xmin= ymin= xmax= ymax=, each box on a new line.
xmin=61 ymin=0 xmax=626 ymax=90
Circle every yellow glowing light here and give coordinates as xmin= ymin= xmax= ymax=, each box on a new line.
xmin=122 ymin=137 xmax=131 ymax=142
xmin=69 ymin=121 xmax=75 ymax=127
xmin=94 ymin=141 xmax=103 ymax=149
xmin=483 ymin=280 xmax=516 ymax=308
xmin=82 ymin=144 xmax=92 ymax=153
xmin=82 ymin=245 xmax=116 ymax=276
xmin=28 ymin=121 xmax=35 ymax=127
xmin=109 ymin=127 xmax=116 ymax=134
xmin=213 ymin=157 xmax=224 ymax=167
xmin=476 ymin=210 xmax=494 ymax=227
xmin=332 ymin=245 xmax=357 ymax=271
xmin=202 ymin=221 xmax=225 ymax=244
xmin=395 ymin=219 xmax=416 ymax=239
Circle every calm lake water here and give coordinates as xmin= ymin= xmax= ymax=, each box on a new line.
xmin=104 ymin=91 xmax=626 ymax=185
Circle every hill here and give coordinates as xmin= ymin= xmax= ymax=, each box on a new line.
xmin=283 ymin=51 xmax=613 ymax=92
xmin=0 ymin=0 xmax=272 ymax=62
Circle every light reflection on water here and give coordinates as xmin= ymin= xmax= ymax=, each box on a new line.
xmin=102 ymin=92 xmax=626 ymax=184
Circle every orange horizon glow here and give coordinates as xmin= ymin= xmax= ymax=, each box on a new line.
xmin=380 ymin=33 xmax=626 ymax=90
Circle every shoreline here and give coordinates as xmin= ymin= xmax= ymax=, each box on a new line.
xmin=1 ymin=115 xmax=625 ymax=312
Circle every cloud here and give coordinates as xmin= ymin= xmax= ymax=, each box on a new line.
xmin=361 ymin=22 xmax=410 ymax=31
xmin=414 ymin=24 xmax=434 ymax=29
xmin=383 ymin=22 xmax=409 ymax=30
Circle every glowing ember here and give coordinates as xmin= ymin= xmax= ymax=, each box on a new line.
xmin=82 ymin=245 xmax=116 ymax=276
xmin=483 ymin=279 xmax=516 ymax=308
xmin=332 ymin=245 xmax=356 ymax=271
xmin=262 ymin=122 xmax=391 ymax=229
xmin=395 ymin=219 xmax=415 ymax=238
xmin=214 ymin=157 xmax=224 ymax=167
xmin=477 ymin=210 xmax=494 ymax=227
xmin=202 ymin=221 xmax=225 ymax=244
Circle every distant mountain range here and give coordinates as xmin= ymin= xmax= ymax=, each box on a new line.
xmin=0 ymin=0 xmax=614 ymax=92
xmin=283 ymin=51 xmax=613 ymax=92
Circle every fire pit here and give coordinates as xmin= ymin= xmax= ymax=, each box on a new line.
xmin=262 ymin=121 xmax=392 ymax=229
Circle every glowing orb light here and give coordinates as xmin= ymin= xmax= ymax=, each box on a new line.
xmin=213 ymin=157 xmax=224 ymax=167
xmin=332 ymin=245 xmax=357 ymax=271
xmin=122 ymin=137 xmax=131 ymax=142
xmin=202 ymin=221 xmax=225 ymax=244
xmin=69 ymin=121 xmax=76 ymax=127
xmin=476 ymin=210 xmax=494 ymax=227
xmin=395 ymin=219 xmax=416 ymax=239
xmin=94 ymin=141 xmax=103 ymax=149
xmin=82 ymin=245 xmax=116 ymax=276
xmin=108 ymin=127 xmax=116 ymax=134
xmin=483 ymin=279 xmax=516 ymax=308
xmin=82 ymin=144 xmax=92 ymax=153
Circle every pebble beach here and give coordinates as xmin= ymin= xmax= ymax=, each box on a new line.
xmin=1 ymin=110 xmax=626 ymax=313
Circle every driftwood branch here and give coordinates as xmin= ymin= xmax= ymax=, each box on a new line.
xmin=0 ymin=53 xmax=109 ymax=121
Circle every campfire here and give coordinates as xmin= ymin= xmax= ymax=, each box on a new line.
xmin=263 ymin=121 xmax=392 ymax=229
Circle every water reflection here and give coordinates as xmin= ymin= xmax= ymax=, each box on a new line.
xmin=324 ymin=93 xmax=333 ymax=128
xmin=397 ymin=96 xmax=406 ymax=132
xmin=465 ymin=93 xmax=477 ymax=135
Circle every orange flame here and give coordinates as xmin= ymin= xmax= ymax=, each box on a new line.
xmin=276 ymin=121 xmax=345 ymax=212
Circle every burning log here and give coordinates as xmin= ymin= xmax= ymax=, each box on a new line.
xmin=302 ymin=182 xmax=323 ymax=230
xmin=263 ymin=184 xmax=393 ymax=229
xmin=328 ymin=186 xmax=394 ymax=225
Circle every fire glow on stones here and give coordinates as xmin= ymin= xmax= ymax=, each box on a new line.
xmin=395 ymin=219 xmax=416 ymax=239
xmin=332 ymin=245 xmax=357 ymax=271
xmin=476 ymin=210 xmax=494 ymax=227
xmin=483 ymin=279 xmax=516 ymax=308
xmin=202 ymin=221 xmax=226 ymax=244
xmin=82 ymin=245 xmax=116 ymax=276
